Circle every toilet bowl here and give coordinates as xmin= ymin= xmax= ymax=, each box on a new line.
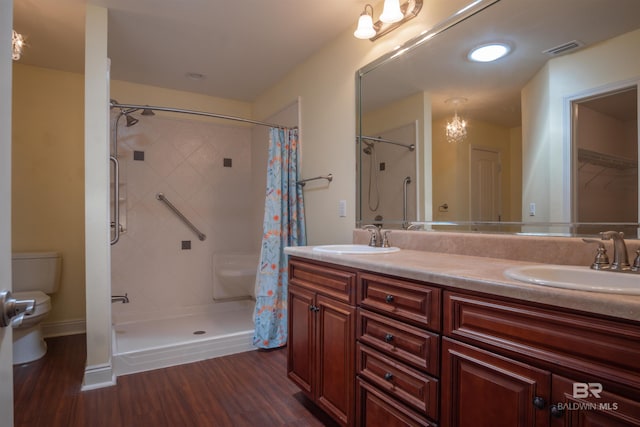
xmin=11 ymin=252 xmax=61 ymax=365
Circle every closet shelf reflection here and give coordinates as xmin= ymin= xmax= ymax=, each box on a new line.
xmin=578 ymin=148 xmax=637 ymax=171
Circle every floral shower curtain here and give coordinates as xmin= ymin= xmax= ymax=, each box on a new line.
xmin=253 ymin=127 xmax=306 ymax=349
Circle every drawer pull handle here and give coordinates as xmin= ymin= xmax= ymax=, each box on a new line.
xmin=384 ymin=333 xmax=394 ymax=343
xmin=532 ymin=396 xmax=546 ymax=409
xmin=385 ymin=294 xmax=394 ymax=303
xmin=384 ymin=372 xmax=393 ymax=381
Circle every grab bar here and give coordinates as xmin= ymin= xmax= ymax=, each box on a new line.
xmin=403 ymin=176 xmax=412 ymax=229
xmin=297 ymin=173 xmax=333 ymax=187
xmin=156 ymin=193 xmax=206 ymax=241
xmin=110 ymin=156 xmax=120 ymax=245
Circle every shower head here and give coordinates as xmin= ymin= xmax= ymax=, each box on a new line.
xmin=125 ymin=114 xmax=139 ymax=127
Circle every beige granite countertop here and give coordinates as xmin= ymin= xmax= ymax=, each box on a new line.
xmin=284 ymin=245 xmax=640 ymax=323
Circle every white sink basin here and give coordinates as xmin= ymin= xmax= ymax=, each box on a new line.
xmin=312 ymin=244 xmax=400 ymax=255
xmin=504 ymin=264 xmax=640 ymax=295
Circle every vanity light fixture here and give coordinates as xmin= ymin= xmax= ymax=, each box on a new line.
xmin=354 ymin=0 xmax=423 ymax=41
xmin=468 ymin=43 xmax=511 ymax=62
xmin=12 ymin=30 xmax=25 ymax=61
xmin=445 ymin=97 xmax=468 ymax=144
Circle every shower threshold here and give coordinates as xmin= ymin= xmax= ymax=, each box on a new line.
xmin=112 ymin=300 xmax=256 ymax=376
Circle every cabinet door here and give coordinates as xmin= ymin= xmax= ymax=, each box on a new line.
xmin=441 ymin=337 xmax=551 ymax=427
xmin=550 ymin=375 xmax=640 ymax=427
xmin=316 ymin=293 xmax=356 ymax=426
xmin=287 ymin=284 xmax=316 ymax=396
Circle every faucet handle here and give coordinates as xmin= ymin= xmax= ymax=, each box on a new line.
xmin=633 ymin=249 xmax=640 ymax=272
xmin=582 ymin=238 xmax=610 ymax=270
xmin=366 ymin=228 xmax=378 ymax=247
xmin=382 ymin=231 xmax=391 ymax=248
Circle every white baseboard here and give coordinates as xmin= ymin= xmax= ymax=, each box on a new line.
xmin=82 ymin=363 xmax=116 ymax=391
xmin=42 ymin=318 xmax=86 ymax=338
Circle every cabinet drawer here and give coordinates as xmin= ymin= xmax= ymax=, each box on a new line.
xmin=356 ymin=378 xmax=436 ymax=427
xmin=358 ymin=309 xmax=440 ymax=376
xmin=357 ymin=343 xmax=439 ymax=421
xmin=444 ymin=291 xmax=640 ymax=390
xmin=289 ymin=257 xmax=356 ymax=304
xmin=358 ymin=272 xmax=441 ymax=331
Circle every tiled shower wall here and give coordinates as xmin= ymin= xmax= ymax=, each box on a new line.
xmin=111 ymin=113 xmax=263 ymax=318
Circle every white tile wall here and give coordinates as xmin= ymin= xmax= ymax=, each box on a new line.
xmin=111 ymin=114 xmax=261 ymax=318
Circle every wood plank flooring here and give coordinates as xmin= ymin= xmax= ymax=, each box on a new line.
xmin=13 ymin=334 xmax=338 ymax=427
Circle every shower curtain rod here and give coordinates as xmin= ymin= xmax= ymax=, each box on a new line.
xmin=110 ymin=101 xmax=294 ymax=129
xmin=359 ymin=135 xmax=415 ymax=151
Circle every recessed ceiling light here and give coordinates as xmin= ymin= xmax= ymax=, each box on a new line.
xmin=468 ymin=43 xmax=511 ymax=62
xmin=186 ymin=72 xmax=206 ymax=81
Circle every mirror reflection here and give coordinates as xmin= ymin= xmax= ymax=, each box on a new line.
xmin=356 ymin=0 xmax=640 ymax=236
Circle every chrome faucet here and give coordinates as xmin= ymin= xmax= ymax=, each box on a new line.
xmin=600 ymin=231 xmax=631 ymax=271
xmin=362 ymin=225 xmax=382 ymax=247
xmin=111 ymin=294 xmax=130 ymax=304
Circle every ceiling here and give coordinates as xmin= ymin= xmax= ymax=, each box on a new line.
xmin=12 ymin=0 xmax=364 ymax=102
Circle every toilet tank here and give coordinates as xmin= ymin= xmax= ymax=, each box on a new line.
xmin=12 ymin=252 xmax=62 ymax=293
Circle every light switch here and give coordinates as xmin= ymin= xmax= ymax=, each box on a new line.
xmin=338 ymin=200 xmax=347 ymax=217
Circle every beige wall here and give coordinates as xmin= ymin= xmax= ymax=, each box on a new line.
xmin=110 ymin=80 xmax=252 ymax=125
xmin=12 ymin=63 xmax=86 ymax=325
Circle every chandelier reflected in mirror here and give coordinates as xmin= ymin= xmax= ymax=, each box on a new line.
xmin=445 ymin=97 xmax=467 ymax=143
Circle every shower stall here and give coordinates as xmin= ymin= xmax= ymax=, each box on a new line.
xmin=109 ymin=101 xmax=297 ymax=376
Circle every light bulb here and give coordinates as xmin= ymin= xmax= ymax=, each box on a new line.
xmin=354 ymin=13 xmax=376 ymax=39
xmin=380 ymin=0 xmax=404 ymax=24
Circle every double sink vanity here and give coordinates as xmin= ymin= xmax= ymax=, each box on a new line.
xmin=284 ymin=230 xmax=640 ymax=427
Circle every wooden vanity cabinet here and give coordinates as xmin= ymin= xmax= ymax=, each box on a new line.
xmin=287 ymin=256 xmax=640 ymax=427
xmin=287 ymin=258 xmax=357 ymax=427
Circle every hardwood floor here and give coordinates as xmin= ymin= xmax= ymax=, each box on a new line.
xmin=13 ymin=334 xmax=339 ymax=427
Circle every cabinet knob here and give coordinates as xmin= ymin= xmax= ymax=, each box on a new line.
xmin=385 ymin=294 xmax=395 ymax=303
xmin=384 ymin=372 xmax=393 ymax=381
xmin=309 ymin=305 xmax=320 ymax=312
xmin=550 ymin=404 xmax=565 ymax=418
xmin=384 ymin=333 xmax=394 ymax=343
xmin=532 ymin=396 xmax=546 ymax=409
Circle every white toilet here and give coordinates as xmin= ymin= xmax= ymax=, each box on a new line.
xmin=11 ymin=251 xmax=62 ymax=364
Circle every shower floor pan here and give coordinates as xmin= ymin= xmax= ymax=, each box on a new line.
xmin=112 ymin=300 xmax=256 ymax=376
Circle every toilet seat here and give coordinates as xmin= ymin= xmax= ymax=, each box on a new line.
xmin=11 ymin=291 xmax=51 ymax=320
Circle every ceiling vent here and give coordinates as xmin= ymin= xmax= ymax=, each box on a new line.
xmin=543 ymin=40 xmax=584 ymax=56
